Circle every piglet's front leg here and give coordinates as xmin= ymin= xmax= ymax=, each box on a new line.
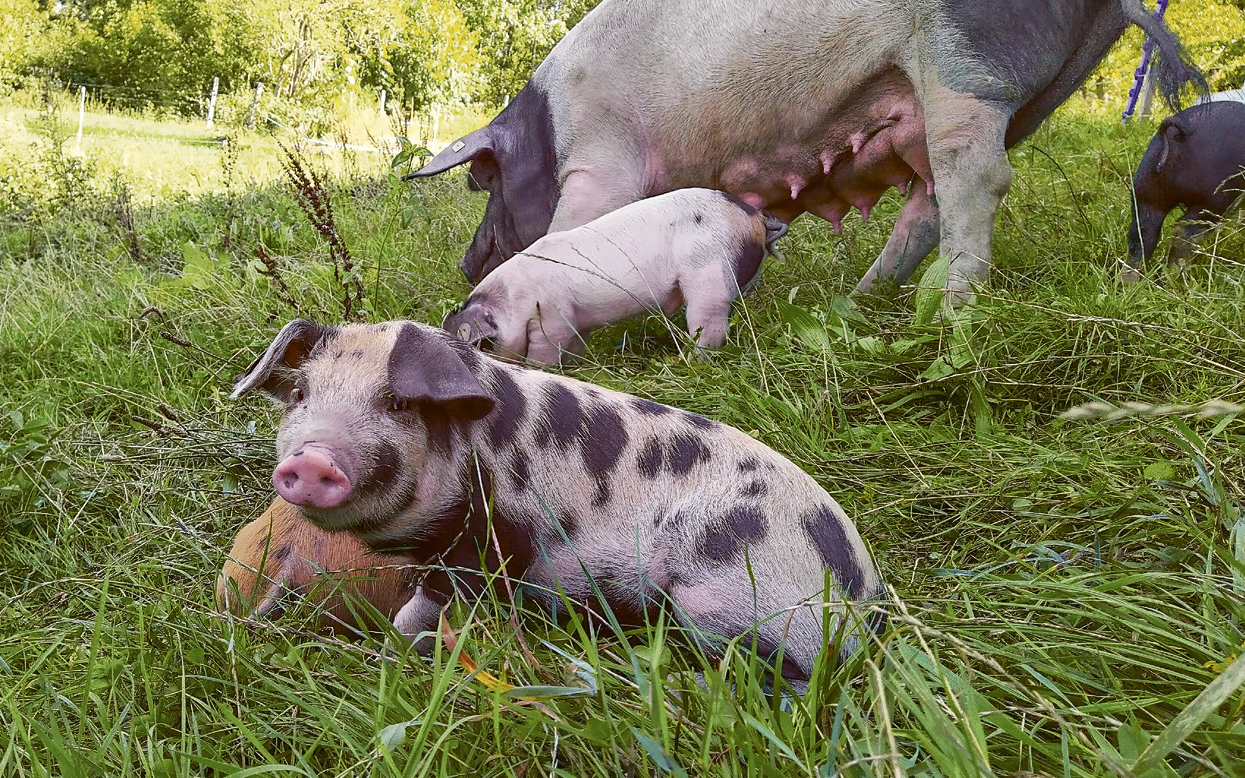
xmin=393 ymin=586 xmax=446 ymax=655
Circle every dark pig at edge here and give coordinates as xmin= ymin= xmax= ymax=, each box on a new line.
xmin=1126 ymin=100 xmax=1245 ymax=276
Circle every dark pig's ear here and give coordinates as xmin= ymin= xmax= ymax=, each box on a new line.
xmin=403 ymin=127 xmax=497 ymax=179
xmin=387 ymin=323 xmax=495 ymax=420
xmin=231 ymin=319 xmax=333 ymax=401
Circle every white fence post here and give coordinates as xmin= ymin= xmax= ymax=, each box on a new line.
xmin=245 ymin=82 xmax=263 ymax=127
xmin=379 ymin=89 xmax=386 ymax=114
xmin=431 ymin=104 xmax=440 ymax=144
xmin=76 ymin=85 xmax=86 ymax=152
xmin=206 ymin=76 xmax=219 ymax=129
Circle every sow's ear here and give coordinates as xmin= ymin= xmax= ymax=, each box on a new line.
xmin=403 ymin=127 xmax=496 ymax=179
xmin=387 ymin=323 xmax=495 ymax=420
xmin=231 ymin=319 xmax=333 ymax=401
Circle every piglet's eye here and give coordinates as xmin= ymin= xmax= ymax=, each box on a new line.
xmin=289 ymin=387 xmax=304 ymax=404
xmin=389 ymin=398 xmax=412 ymax=413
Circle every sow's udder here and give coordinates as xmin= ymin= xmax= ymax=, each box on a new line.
xmin=273 ymin=445 xmax=353 ymax=510
xmin=681 ymin=88 xmax=933 ymax=232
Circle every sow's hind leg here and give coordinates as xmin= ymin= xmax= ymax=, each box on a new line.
xmin=920 ymin=92 xmax=1012 ymax=305
xmin=856 ymin=185 xmax=940 ymax=293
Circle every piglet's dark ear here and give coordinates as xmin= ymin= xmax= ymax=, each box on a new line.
xmin=231 ymin=319 xmax=332 ymax=401
xmin=388 ymin=323 xmax=495 ymax=420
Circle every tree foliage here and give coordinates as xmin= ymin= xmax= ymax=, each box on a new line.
xmin=4 ymin=0 xmax=1240 ymax=122
xmin=0 ymin=0 xmax=49 ymax=92
xmin=352 ymin=0 xmax=483 ymax=112
xmin=456 ymin=0 xmax=598 ymax=103
xmin=8 ymin=0 xmax=598 ymax=116
xmin=1094 ymin=0 xmax=1245 ymax=103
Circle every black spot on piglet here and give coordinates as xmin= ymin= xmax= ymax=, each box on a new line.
xmin=535 ymin=383 xmax=582 ymax=449
xmin=726 ymin=505 xmax=767 ymax=542
xmin=683 ymin=412 xmax=715 ymax=430
xmin=740 ymin=479 xmax=767 ymax=497
xmin=668 ymin=434 xmax=711 ymax=475
xmin=637 ymin=437 xmax=663 ymax=478
xmin=581 ymin=404 xmax=629 ymax=505
xmin=486 ymin=368 xmax=526 ymax=447
xmin=509 ymin=450 xmax=530 ymax=490
xmin=631 ymin=398 xmax=672 ymax=416
xmin=699 ymin=505 xmax=768 ymax=563
xmin=803 ymin=505 xmax=863 ymax=598
xmin=700 ymin=526 xmax=738 ymax=562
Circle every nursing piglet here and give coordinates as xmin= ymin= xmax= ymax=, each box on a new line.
xmin=444 ymin=188 xmax=787 ymax=366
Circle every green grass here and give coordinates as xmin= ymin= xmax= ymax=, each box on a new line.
xmin=2 ymin=96 xmax=1244 ymax=777
xmin=0 ymin=94 xmax=489 ymax=205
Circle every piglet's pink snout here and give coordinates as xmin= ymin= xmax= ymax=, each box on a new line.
xmin=273 ymin=447 xmax=352 ymax=509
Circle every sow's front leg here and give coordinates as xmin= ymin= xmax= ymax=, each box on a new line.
xmin=921 ymin=92 xmax=1013 ymax=306
xmin=547 ymin=158 xmax=647 ymax=233
xmin=856 ymin=185 xmax=940 ymax=293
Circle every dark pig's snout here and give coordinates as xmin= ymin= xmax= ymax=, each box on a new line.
xmin=459 ymin=245 xmax=507 ymax=284
xmin=273 ymin=445 xmax=352 ymax=510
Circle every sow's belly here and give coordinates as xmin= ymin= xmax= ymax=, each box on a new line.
xmin=648 ymin=69 xmax=933 ymax=230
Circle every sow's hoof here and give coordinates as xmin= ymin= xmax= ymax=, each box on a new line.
xmin=1117 ymin=265 xmax=1143 ymax=286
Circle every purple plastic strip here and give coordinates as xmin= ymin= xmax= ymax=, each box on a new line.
xmin=1122 ymin=0 xmax=1171 ymax=122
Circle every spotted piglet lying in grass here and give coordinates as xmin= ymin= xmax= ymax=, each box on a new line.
xmin=231 ymin=319 xmax=884 ymax=684
xmin=443 ymin=188 xmax=788 ymax=366
xmin=216 ymin=497 xmax=416 ymax=635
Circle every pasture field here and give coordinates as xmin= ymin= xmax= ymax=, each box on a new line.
xmin=1 ymin=100 xmax=1244 ymax=777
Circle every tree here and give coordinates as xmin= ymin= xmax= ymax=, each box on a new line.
xmin=352 ymin=0 xmax=482 ymax=113
xmin=0 ymin=0 xmax=45 ymax=91
xmin=457 ymin=0 xmax=599 ymax=103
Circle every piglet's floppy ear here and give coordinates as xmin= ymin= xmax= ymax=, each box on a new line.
xmin=231 ymin=319 xmax=333 ymax=401
xmin=388 ymin=323 xmax=495 ymax=420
